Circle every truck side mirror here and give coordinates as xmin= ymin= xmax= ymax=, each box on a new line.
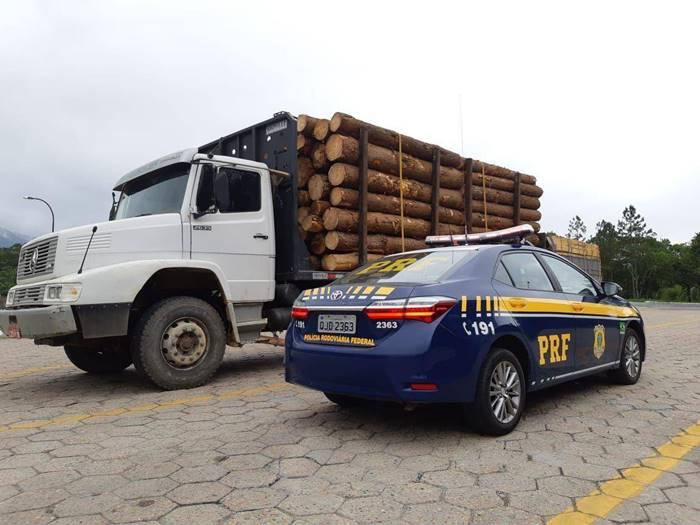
xmin=602 ymin=281 xmax=622 ymax=297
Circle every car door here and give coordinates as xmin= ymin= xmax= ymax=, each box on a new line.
xmin=190 ymin=164 xmax=275 ymax=302
xmin=493 ymin=251 xmax=577 ymax=384
xmin=539 ymin=254 xmax=620 ymax=371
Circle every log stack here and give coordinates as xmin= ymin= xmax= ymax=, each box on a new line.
xmin=296 ymin=112 xmax=544 ymax=272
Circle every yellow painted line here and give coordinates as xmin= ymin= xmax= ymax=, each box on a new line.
xmin=0 ymin=382 xmax=289 ymax=433
xmin=547 ymin=420 xmax=700 ymax=524
xmin=0 ymin=364 xmax=72 ymax=380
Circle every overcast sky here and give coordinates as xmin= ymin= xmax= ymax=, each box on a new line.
xmin=1 ymin=1 xmax=698 ymax=242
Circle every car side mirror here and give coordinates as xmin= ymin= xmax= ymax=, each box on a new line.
xmin=602 ymin=281 xmax=622 ymax=297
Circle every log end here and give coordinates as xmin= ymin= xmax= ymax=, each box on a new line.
xmin=325 ymin=134 xmax=344 ymax=162
xmin=312 ymin=119 xmax=330 ymax=141
xmin=324 ymin=231 xmax=340 ymax=251
xmin=323 ymin=207 xmax=340 ymax=231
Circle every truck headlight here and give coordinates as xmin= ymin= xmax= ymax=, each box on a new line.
xmin=5 ymin=289 xmax=15 ymax=306
xmin=44 ymin=284 xmax=82 ymax=303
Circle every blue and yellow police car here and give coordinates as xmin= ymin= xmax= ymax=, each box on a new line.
xmin=285 ymin=225 xmax=645 ymax=435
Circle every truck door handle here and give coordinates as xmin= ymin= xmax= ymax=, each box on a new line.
xmin=253 ymin=233 xmax=268 ymax=240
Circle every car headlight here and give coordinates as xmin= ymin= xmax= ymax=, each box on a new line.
xmin=5 ymin=289 xmax=15 ymax=306
xmin=44 ymin=284 xmax=82 ymax=303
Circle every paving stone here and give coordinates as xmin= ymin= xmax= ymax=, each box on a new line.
xmin=508 ymin=489 xmax=572 ymax=515
xmin=167 ymin=481 xmax=231 ymax=504
xmin=170 ymin=464 xmax=228 ymax=483
xmin=338 ymin=495 xmax=403 ymax=522
xmin=403 ymin=502 xmax=472 ymax=524
xmin=643 ymin=502 xmax=700 ymax=525
xmin=114 ymin=477 xmax=178 ymax=499
xmin=102 ymin=496 xmax=176 ymax=523
xmin=162 ymin=503 xmax=230 ymax=525
xmin=664 ymin=485 xmax=700 ymax=510
xmin=53 ymin=493 xmax=123 ymax=517
xmin=51 ymin=516 xmax=110 ymax=525
xmin=0 ymin=487 xmax=68 ymax=514
xmin=278 ymin=492 xmax=344 ymax=515
xmin=221 ymin=468 xmax=279 ymax=489
xmin=478 ymin=472 xmax=537 ymax=492
xmin=123 ymin=461 xmax=180 ymax=480
xmin=538 ymin=475 xmax=597 ymax=497
xmin=444 ymin=486 xmax=504 ymax=510
xmin=472 ymin=506 xmax=542 ymax=525
xmin=422 ymin=469 xmax=477 ymax=488
xmin=222 ymin=487 xmax=287 ymax=511
xmin=66 ymin=474 xmax=129 ymax=495
xmin=226 ymin=508 xmax=293 ymax=525
xmin=280 ymin=457 xmax=320 ymax=478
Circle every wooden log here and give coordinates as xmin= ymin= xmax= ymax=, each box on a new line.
xmin=330 ymin=112 xmax=464 ymax=169
xmin=310 ymin=200 xmax=331 ymax=216
xmin=297 ymin=114 xmax=319 ymax=137
xmin=298 ymin=226 xmax=308 ymax=241
xmin=311 ymin=143 xmax=329 ymax=171
xmin=323 ymin=208 xmax=465 ymax=238
xmin=322 ymin=252 xmax=382 ymax=272
xmin=298 ymin=190 xmax=311 ymax=207
xmin=328 ymin=163 xmax=542 ymax=212
xmin=302 ymin=214 xmax=324 ymax=233
xmin=298 ymin=157 xmax=314 ymax=188
xmin=471 ymin=172 xmax=543 ymax=198
xmin=330 ymin=187 xmax=466 ymax=225
xmin=326 ymin=134 xmax=465 ymax=189
xmin=296 ymin=134 xmax=313 ymax=156
xmin=325 ymin=231 xmax=426 ymax=254
xmin=297 ymin=207 xmax=310 ymax=225
xmin=308 ymin=174 xmax=331 ymax=201
xmin=472 ymin=160 xmax=537 ymax=185
xmin=312 ymin=119 xmax=330 ymax=141
xmin=309 ymin=233 xmax=326 ymax=255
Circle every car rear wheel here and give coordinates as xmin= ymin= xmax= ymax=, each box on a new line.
xmin=131 ymin=296 xmax=226 ymax=390
xmin=610 ymin=329 xmax=643 ymax=385
xmin=469 ymin=348 xmax=526 ymax=435
xmin=64 ymin=342 xmax=132 ymax=374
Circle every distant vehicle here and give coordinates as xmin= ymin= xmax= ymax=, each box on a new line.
xmin=285 ymin=226 xmax=645 ymax=435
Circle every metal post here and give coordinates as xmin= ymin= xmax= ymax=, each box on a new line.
xmin=24 ymin=196 xmax=55 ymax=233
xmin=358 ymin=128 xmax=369 ymax=265
xmin=463 ymin=159 xmax=473 ymax=234
xmin=430 ymin=148 xmax=441 ymax=235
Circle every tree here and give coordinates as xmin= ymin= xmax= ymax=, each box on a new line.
xmin=567 ymin=215 xmax=587 ymax=240
xmin=617 ymin=205 xmax=654 ymax=239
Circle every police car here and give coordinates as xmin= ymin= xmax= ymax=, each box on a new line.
xmin=285 ymin=225 xmax=644 ymax=435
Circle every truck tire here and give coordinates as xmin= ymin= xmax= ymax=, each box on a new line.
xmin=64 ymin=343 xmax=132 ymax=374
xmin=469 ymin=348 xmax=526 ymax=436
xmin=131 ymin=296 xmax=226 ymax=390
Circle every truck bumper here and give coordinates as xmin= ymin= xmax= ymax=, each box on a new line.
xmin=0 ymin=306 xmax=78 ymax=340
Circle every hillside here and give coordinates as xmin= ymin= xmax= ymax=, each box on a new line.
xmin=0 ymin=226 xmax=28 ymax=248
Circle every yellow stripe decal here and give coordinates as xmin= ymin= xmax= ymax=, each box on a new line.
xmin=362 ymin=286 xmax=375 ymax=295
xmin=376 ymin=287 xmax=394 ymax=296
xmin=499 ymin=297 xmax=637 ymax=318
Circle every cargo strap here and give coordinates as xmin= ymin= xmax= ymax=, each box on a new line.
xmin=398 ymin=133 xmax=405 ymax=251
xmin=481 ymin=164 xmax=488 ymax=230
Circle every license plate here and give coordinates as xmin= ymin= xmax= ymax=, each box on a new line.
xmin=318 ymin=314 xmax=356 ymax=335
xmin=7 ymin=320 xmax=21 ymax=339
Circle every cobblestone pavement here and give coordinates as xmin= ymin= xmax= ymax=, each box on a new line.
xmin=0 ymin=305 xmax=698 ymax=524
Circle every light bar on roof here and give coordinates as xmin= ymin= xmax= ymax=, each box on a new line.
xmin=425 ymin=224 xmax=535 ymax=246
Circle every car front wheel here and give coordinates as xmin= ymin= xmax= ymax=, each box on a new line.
xmin=610 ymin=329 xmax=643 ymax=385
xmin=469 ymin=348 xmax=526 ymax=435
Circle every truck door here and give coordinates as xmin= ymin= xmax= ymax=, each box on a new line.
xmin=493 ymin=251 xmax=577 ymax=384
xmin=190 ymin=164 xmax=275 ymax=302
xmin=539 ymin=254 xmax=620 ymax=372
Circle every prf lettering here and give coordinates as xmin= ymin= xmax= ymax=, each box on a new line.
xmin=538 ymin=333 xmax=571 ymax=365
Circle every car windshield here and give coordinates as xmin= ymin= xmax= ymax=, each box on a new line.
xmin=114 ymin=163 xmax=190 ymax=220
xmin=333 ymin=248 xmax=479 ymax=285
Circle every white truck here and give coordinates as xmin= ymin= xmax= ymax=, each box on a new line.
xmin=0 ymin=113 xmax=338 ymax=389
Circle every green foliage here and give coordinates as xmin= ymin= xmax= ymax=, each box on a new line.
xmin=0 ymin=244 xmax=21 ymax=296
xmin=591 ymin=205 xmax=699 ymax=301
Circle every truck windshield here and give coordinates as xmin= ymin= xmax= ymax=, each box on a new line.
xmin=333 ymin=248 xmax=479 ymax=285
xmin=114 ymin=163 xmax=190 ymax=220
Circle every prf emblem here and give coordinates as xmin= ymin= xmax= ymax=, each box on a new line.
xmin=593 ymin=324 xmax=606 ymax=359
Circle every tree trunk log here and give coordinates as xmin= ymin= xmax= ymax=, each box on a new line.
xmin=296 ymin=134 xmax=313 ymax=156
xmin=297 ymin=114 xmax=319 ymax=137
xmin=309 ymin=233 xmax=326 ymax=255
xmin=325 ymin=231 xmax=426 ymax=254
xmin=297 ymin=207 xmax=310 ymax=225
xmin=472 ymin=160 xmax=537 ymax=185
xmin=298 ymin=157 xmax=314 ymax=188
xmin=322 ymin=252 xmax=382 ymax=272
xmin=298 ymin=190 xmax=311 ymax=207
xmin=471 ymin=172 xmax=543 ymax=198
xmin=310 ymin=200 xmax=331 ymax=216
xmin=311 ymin=143 xmax=329 ymax=171
xmin=329 ymin=112 xmax=464 ymax=169
xmin=308 ymin=174 xmax=331 ymax=201
xmin=312 ymin=119 xmax=330 ymax=141
xmin=328 ymin=163 xmax=541 ymax=212
xmin=302 ymin=214 xmax=324 ymax=233
xmin=323 ymin=208 xmax=465 ymax=238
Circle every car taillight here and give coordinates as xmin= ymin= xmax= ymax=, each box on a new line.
xmin=291 ymin=306 xmax=309 ymax=320
xmin=365 ymin=296 xmax=456 ymax=323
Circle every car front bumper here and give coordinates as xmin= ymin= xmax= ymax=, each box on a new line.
xmin=0 ymin=305 xmax=78 ymax=340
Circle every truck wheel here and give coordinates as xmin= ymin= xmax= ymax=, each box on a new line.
xmin=64 ymin=343 xmax=132 ymax=374
xmin=610 ymin=329 xmax=643 ymax=385
xmin=469 ymin=348 xmax=526 ymax=436
xmin=131 ymin=296 xmax=226 ymax=390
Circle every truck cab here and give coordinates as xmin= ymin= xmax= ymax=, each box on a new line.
xmin=0 ymin=113 xmax=330 ymax=389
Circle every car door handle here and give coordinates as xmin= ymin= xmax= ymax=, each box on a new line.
xmin=253 ymin=233 xmax=269 ymax=240
xmin=572 ymin=303 xmax=584 ymax=312
xmin=507 ymin=298 xmax=528 ymax=309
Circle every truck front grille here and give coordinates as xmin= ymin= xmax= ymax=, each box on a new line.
xmin=12 ymin=285 xmax=46 ymax=307
xmin=17 ymin=237 xmax=58 ymax=280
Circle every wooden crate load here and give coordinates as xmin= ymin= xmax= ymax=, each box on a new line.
xmin=296 ymin=113 xmax=544 ymax=272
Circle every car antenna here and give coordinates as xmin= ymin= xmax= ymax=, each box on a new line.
xmin=78 ymin=226 xmax=98 ymax=274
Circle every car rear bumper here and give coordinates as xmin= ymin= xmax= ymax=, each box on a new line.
xmin=285 ymin=327 xmax=482 ymax=403
xmin=0 ymin=305 xmax=78 ymax=340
